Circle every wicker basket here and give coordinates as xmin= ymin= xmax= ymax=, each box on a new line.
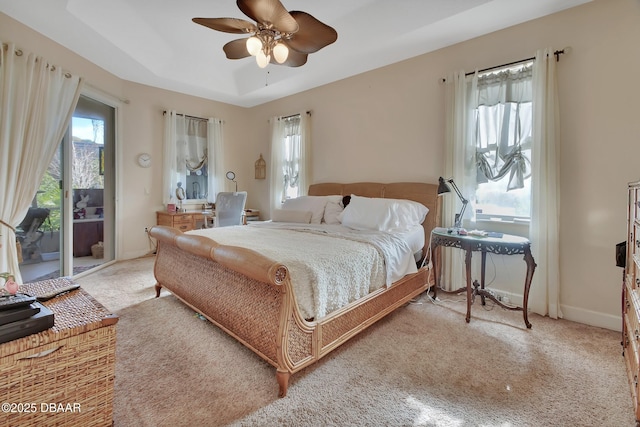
xmin=0 ymin=278 xmax=118 ymax=427
xmin=91 ymin=242 xmax=104 ymax=259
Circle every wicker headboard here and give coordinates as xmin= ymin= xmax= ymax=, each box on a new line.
xmin=308 ymin=182 xmax=442 ymax=259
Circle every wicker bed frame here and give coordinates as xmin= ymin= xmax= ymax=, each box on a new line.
xmin=150 ymin=182 xmax=441 ymax=397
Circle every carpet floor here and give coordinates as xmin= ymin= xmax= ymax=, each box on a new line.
xmin=76 ymin=256 xmax=637 ymax=427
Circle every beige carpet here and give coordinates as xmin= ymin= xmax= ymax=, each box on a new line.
xmin=76 ymin=256 xmax=636 ymax=426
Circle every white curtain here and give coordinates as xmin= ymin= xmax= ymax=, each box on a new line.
xmin=442 ymin=70 xmax=475 ymax=290
xmin=269 ymin=115 xmax=285 ymax=213
xmin=162 ymin=111 xmax=178 ymax=205
xmin=0 ymin=41 xmax=83 ymax=283
xmin=163 ymin=112 xmax=223 ymax=205
xmin=180 ymin=117 xmax=207 ymax=179
xmin=475 ymin=66 xmax=533 ymax=191
xmin=269 ymin=112 xmax=310 ymax=214
xmin=530 ymin=48 xmax=561 ymax=318
xmin=207 ymin=118 xmax=225 ymax=199
xmin=298 ymin=113 xmax=311 ymax=196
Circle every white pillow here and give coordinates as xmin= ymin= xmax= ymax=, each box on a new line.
xmin=323 ymin=201 xmax=344 ymax=224
xmin=281 ymin=196 xmax=332 ymax=224
xmin=271 ymin=209 xmax=312 ymax=223
xmin=339 ymin=195 xmax=428 ymax=232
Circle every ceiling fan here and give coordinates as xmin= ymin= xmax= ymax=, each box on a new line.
xmin=193 ymin=0 xmax=338 ymax=68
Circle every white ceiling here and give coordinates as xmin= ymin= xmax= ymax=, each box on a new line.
xmin=0 ymin=0 xmax=591 ymax=107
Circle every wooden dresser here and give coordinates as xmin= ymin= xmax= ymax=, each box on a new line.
xmin=157 ymin=210 xmax=260 ymax=231
xmin=623 ymin=180 xmax=640 ymax=425
xmin=156 ymin=211 xmax=201 ymax=232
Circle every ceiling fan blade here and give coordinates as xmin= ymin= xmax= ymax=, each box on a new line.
xmin=273 ymin=46 xmax=308 ymax=67
xmin=193 ymin=17 xmax=256 ymax=34
xmin=237 ymin=0 xmax=298 ymax=33
xmin=286 ymin=11 xmax=337 ymax=54
xmin=223 ymin=39 xmax=251 ymax=59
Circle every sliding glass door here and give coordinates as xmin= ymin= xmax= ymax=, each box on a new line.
xmin=18 ymin=95 xmax=115 ymax=282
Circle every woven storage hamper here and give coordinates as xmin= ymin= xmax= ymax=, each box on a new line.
xmin=0 ymin=278 xmax=118 ymax=427
xmin=91 ymin=243 xmax=104 ymax=259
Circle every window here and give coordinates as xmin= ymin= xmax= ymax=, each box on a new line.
xmin=72 ymin=117 xmax=104 ymax=190
xmin=175 ymin=116 xmax=209 ymax=200
xmin=163 ymin=111 xmax=224 ymax=205
xmin=472 ymin=63 xmax=533 ymax=222
xmin=281 ymin=115 xmax=302 ymax=200
xmin=445 ymin=48 xmax=560 ymax=315
xmin=269 ymin=112 xmax=310 ymax=212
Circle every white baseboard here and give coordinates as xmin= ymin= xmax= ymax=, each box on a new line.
xmin=559 ymin=303 xmax=622 ymax=332
xmin=495 ymin=290 xmax=621 ymax=332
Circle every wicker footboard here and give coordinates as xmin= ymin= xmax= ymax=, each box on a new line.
xmin=150 ymin=225 xmax=429 ymax=397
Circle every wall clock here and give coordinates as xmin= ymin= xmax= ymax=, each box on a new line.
xmin=137 ymin=153 xmax=151 ymax=168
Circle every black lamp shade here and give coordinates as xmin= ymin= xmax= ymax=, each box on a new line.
xmin=437 ymin=176 xmax=468 ymax=229
xmin=438 ymin=177 xmax=451 ymax=195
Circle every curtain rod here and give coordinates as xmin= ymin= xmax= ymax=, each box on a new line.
xmin=465 ymin=49 xmax=565 ymax=77
xmin=280 ymin=111 xmax=311 ymax=120
xmin=441 ymin=49 xmax=567 ymax=82
xmin=162 ymin=110 xmax=208 ymax=122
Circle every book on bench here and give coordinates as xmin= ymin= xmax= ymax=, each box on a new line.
xmin=0 ymin=302 xmax=54 ymax=344
xmin=0 ymin=303 xmax=41 ymax=327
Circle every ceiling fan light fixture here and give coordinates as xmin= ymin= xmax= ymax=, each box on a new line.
xmin=194 ymin=0 xmax=337 ymax=68
xmin=256 ymin=51 xmax=270 ymax=68
xmin=246 ymin=36 xmax=262 ymax=56
xmin=273 ymin=42 xmax=289 ymax=63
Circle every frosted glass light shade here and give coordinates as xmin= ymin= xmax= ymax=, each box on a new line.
xmin=246 ymin=36 xmax=262 ymax=56
xmin=256 ymin=51 xmax=270 ymax=68
xmin=273 ymin=43 xmax=289 ymax=63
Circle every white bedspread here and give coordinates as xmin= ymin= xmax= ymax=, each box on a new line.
xmin=187 ymin=223 xmax=417 ymax=320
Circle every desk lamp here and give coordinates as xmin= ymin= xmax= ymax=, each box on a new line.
xmin=438 ymin=176 xmax=468 ymax=229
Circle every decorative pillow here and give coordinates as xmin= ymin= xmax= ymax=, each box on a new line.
xmin=281 ymin=196 xmax=333 ymax=224
xmin=339 ymin=195 xmax=429 ymax=232
xmin=271 ymin=209 xmax=312 ymax=223
xmin=323 ymin=201 xmax=344 ymax=225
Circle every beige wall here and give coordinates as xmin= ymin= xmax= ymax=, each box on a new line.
xmin=2 ymin=0 xmax=639 ymax=329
